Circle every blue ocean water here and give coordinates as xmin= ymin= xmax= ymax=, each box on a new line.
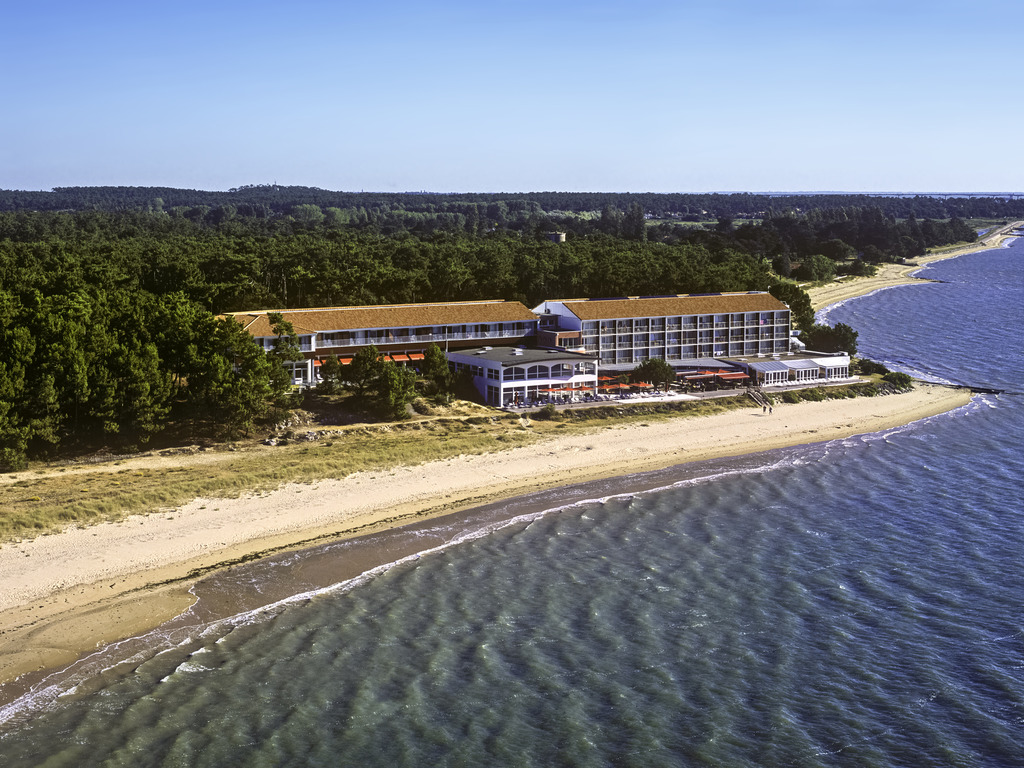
xmin=2 ymin=240 xmax=1023 ymax=767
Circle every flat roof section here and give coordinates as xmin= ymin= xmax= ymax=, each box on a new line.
xmin=725 ymin=352 xmax=850 ymax=366
xmin=449 ymin=347 xmax=598 ymax=367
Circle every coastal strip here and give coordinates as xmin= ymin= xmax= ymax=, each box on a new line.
xmin=3 ymin=226 xmax=1006 ymax=700
xmin=0 ymin=382 xmax=971 ymax=696
xmin=805 ymin=221 xmax=1021 ymax=311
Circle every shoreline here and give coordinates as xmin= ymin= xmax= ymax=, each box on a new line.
xmin=0 ymin=383 xmax=973 ymax=700
xmin=805 ymin=221 xmax=1020 ymax=311
xmin=3 ymin=227 xmax=1010 ymax=701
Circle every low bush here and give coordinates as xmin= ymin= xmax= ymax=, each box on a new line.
xmin=882 ymin=371 xmax=913 ymax=390
xmin=534 ymin=403 xmax=560 ymax=421
xmin=856 ymin=358 xmax=890 ymax=376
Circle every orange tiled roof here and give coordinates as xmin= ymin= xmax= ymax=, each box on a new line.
xmin=223 ymin=300 xmax=538 ymax=337
xmin=552 ymin=292 xmax=788 ymax=321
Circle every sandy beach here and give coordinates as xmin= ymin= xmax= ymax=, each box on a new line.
xmin=805 ymin=221 xmax=1021 ymax=310
xmin=0 ymin=382 xmax=972 ymax=692
xmin=4 ymin=226 xmax=1014 ymax=695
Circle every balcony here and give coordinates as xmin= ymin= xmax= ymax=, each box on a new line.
xmin=317 ymin=329 xmax=526 ymax=348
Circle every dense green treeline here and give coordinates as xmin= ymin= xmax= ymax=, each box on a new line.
xmin=0 ymin=203 xmax=974 ymax=309
xmin=3 ymin=185 xmax=1023 ymax=221
xmin=0 ymin=200 xmax=978 ymax=469
xmin=0 ymin=211 xmax=776 ymax=311
xmin=0 ymin=282 xmax=289 ymax=469
xmin=0 ymin=211 xmax=773 ymax=468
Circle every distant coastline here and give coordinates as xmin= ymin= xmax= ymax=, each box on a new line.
xmin=805 ymin=220 xmax=1022 ymax=311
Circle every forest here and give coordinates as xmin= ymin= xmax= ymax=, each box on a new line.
xmin=2 ymin=185 xmax=1022 ymax=222
xmin=0 ymin=188 xmax=982 ymax=469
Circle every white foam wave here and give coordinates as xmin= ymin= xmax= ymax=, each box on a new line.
xmin=172 ymin=660 xmax=210 ymax=675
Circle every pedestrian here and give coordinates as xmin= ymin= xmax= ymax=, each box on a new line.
xmin=769 ymin=406 xmax=773 ymax=415
xmin=763 ymin=405 xmax=767 ymax=413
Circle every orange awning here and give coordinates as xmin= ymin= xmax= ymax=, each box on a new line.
xmin=391 ymin=353 xmax=410 ymax=362
xmin=408 ymin=353 xmax=425 ymax=360
xmin=339 ymin=357 xmax=353 ymax=365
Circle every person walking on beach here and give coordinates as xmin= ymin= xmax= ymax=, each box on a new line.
xmin=769 ymin=405 xmax=773 ymax=415
xmin=763 ymin=405 xmax=767 ymax=413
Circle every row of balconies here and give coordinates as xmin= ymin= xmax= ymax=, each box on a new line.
xmin=598 ymin=339 xmax=788 ymax=359
xmin=315 ymin=329 xmax=524 ymax=349
xmin=593 ymin=332 xmax=786 ymax=350
xmin=606 ymin=319 xmax=787 ymax=331
xmin=583 ymin=321 xmax=788 ymax=338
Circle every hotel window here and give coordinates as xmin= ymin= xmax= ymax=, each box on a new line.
xmin=527 ymin=365 xmax=548 ymax=380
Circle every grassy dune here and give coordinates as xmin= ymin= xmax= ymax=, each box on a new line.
xmin=0 ymin=385 xmax=886 ymax=542
xmin=0 ymin=397 xmax=751 ymax=541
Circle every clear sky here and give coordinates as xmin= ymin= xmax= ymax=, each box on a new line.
xmin=2 ymin=0 xmax=1020 ymax=193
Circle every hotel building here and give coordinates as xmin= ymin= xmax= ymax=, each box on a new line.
xmin=532 ymin=292 xmax=792 ymax=371
xmin=223 ymin=300 xmax=539 ymax=385
xmin=447 ymin=347 xmax=599 ymax=407
xmin=225 ymin=292 xmax=861 ymax=402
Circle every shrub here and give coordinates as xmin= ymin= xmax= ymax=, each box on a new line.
xmin=410 ymin=398 xmax=434 ymax=416
xmin=856 ymin=358 xmax=890 ymax=376
xmin=882 ymin=371 xmax=913 ymax=390
xmin=534 ymin=403 xmax=560 ymax=421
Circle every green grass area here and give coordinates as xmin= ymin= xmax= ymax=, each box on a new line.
xmin=0 ymin=387 xmax=880 ymax=543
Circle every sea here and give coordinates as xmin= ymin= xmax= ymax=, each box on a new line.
xmin=1 ymin=239 xmax=1022 ymax=767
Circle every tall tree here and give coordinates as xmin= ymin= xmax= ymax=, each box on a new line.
xmin=377 ymin=361 xmax=417 ymax=419
xmin=631 ymin=358 xmax=675 ymax=389
xmin=267 ymin=312 xmax=304 ymax=398
xmin=344 ymin=344 xmax=383 ymax=398
xmin=422 ymin=343 xmax=452 ymax=394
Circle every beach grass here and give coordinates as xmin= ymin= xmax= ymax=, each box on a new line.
xmin=0 ymin=388 xmax=879 ymax=542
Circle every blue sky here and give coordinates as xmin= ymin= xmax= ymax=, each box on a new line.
xmin=2 ymin=0 xmax=1020 ymax=193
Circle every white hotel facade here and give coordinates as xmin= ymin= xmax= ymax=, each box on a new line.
xmin=532 ymin=292 xmax=793 ymax=370
xmin=227 ymin=291 xmax=859 ymax=401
